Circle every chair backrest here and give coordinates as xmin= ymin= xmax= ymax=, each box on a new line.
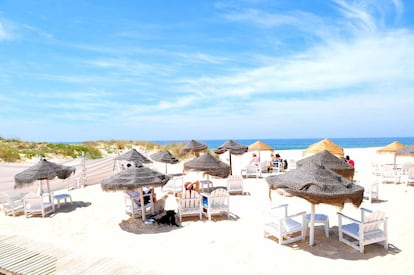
xmin=210 ymin=188 xmax=229 ymax=206
xmin=180 ymin=190 xmax=201 ymax=209
xmin=227 ymin=175 xmax=243 ymax=192
xmin=363 ymin=210 xmax=385 ymax=232
xmin=124 ymin=190 xmax=153 ymax=208
xmin=269 ymin=204 xmax=288 ymax=219
xmin=23 ymin=195 xmax=45 ymax=210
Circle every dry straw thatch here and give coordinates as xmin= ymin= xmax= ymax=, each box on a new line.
xmin=247 ymin=140 xmax=274 ymax=151
xmin=302 ymin=138 xmax=344 ymax=158
xmin=115 ymin=148 xmax=152 ymax=164
xmin=101 ymin=166 xmax=170 ymax=191
xmin=376 ymin=141 xmax=405 ymax=153
xmin=14 ymin=158 xmax=76 ymax=188
xmin=266 ymin=162 xmax=364 ymax=208
xmin=297 ymin=150 xmax=355 ymax=180
xmin=184 ymin=152 xmax=230 ymax=178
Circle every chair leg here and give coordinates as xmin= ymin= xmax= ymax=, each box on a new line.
xmin=325 ymin=220 xmax=329 ymax=238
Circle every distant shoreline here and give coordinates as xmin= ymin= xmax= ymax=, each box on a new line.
xmin=55 ymin=137 xmax=414 ymax=150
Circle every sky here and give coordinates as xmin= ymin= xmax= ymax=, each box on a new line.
xmin=0 ymin=0 xmax=413 ymax=143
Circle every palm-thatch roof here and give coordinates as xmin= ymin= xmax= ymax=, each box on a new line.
xmin=183 ymin=152 xmax=230 ymax=178
xmin=14 ymin=158 xmax=76 ymax=188
xmin=214 ymin=139 xmax=248 ymax=155
xmin=115 ymin=149 xmax=152 ymax=164
xmin=376 ymin=141 xmax=405 ymax=153
xmin=266 ymin=162 xmax=364 ymax=208
xmin=248 ymin=140 xmax=274 ymax=151
xmin=302 ymin=138 xmax=344 ymax=158
xmin=101 ymin=166 xmax=170 ymax=191
xmin=180 ymin=139 xmax=208 ymax=154
xmin=296 ymin=150 xmax=354 ymax=180
xmin=150 ymin=150 xmax=179 ymax=164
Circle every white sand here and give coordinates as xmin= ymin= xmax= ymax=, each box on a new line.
xmin=1 ymin=147 xmax=414 ymax=274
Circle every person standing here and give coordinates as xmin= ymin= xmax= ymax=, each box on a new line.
xmin=345 ymin=155 xmax=355 ymax=166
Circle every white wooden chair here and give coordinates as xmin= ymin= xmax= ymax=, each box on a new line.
xmin=177 ymin=190 xmax=202 ymax=222
xmin=355 ymin=179 xmax=380 ymax=203
xmin=337 ymin=208 xmax=388 ymax=253
xmin=380 ymin=165 xmax=399 ymax=183
xmin=123 ymin=190 xmax=154 ymax=219
xmin=263 ymin=204 xmax=306 ymax=245
xmin=402 ymin=167 xmax=414 ymax=190
xmin=23 ymin=193 xmax=55 ymax=218
xmin=226 ymin=175 xmax=244 ymax=195
xmin=202 ymin=188 xmax=229 ymax=221
xmin=241 ymin=163 xmax=261 ymax=178
xmin=2 ymin=193 xmax=25 ymax=217
xmin=162 ymin=175 xmax=184 ymax=195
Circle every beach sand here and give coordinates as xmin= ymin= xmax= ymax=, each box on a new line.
xmin=1 ymin=147 xmax=413 ymax=274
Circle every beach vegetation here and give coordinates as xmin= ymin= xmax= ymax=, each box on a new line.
xmin=0 ymin=137 xmax=211 ymax=162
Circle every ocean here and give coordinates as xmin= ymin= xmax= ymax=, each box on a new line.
xmin=153 ymin=137 xmax=414 ymax=150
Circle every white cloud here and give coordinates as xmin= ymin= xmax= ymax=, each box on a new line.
xmin=0 ymin=20 xmax=13 ymax=40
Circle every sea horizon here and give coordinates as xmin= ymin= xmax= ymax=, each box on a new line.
xmin=59 ymin=136 xmax=414 ymax=151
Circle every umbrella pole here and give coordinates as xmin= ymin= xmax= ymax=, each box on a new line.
xmin=46 ymin=179 xmax=52 ymax=203
xmin=310 ymin=204 xmax=315 ymax=246
xmin=165 ymin=163 xmax=168 ymax=175
xmin=229 ymin=151 xmax=233 ymax=175
xmin=139 ymin=187 xmax=146 ymax=222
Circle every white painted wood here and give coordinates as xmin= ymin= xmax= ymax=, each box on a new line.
xmin=337 ymin=208 xmax=388 ymax=253
xmin=263 ymin=204 xmax=306 ymax=245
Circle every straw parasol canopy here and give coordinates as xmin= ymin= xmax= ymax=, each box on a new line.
xmin=248 ymin=140 xmax=274 ymax=152
xmin=180 ymin=139 xmax=208 ymax=156
xmin=150 ymin=150 xmax=179 ymax=174
xmin=266 ymin=162 xmax=364 ymax=245
xmin=115 ymin=148 xmax=152 ymax=164
xmin=214 ymin=140 xmax=248 ymax=175
xmin=14 ymin=158 xmax=76 ymax=202
xmin=376 ymin=141 xmax=405 ymax=167
xmin=14 ymin=159 xmax=76 ymax=187
xmin=376 ymin=141 xmax=405 ymax=153
xmin=296 ymin=150 xmax=355 ymax=180
xmin=183 ymin=152 xmax=230 ymax=178
xmin=302 ymin=138 xmax=344 ymax=159
xmin=101 ymin=166 xmax=170 ymax=191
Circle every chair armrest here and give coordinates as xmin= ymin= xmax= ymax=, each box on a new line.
xmin=361 ymin=208 xmax=372 ymax=214
xmin=285 ymin=211 xmax=306 ymax=220
xmin=337 ymin=212 xmax=361 ymax=224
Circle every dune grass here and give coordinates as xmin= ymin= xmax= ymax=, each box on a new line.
xmin=0 ymin=137 xmax=209 ymax=162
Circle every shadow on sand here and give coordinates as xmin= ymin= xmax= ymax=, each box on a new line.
xmin=267 ymin=225 xmax=401 ymax=260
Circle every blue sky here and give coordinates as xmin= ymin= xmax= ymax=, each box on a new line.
xmin=1 ymin=0 xmax=413 ymax=142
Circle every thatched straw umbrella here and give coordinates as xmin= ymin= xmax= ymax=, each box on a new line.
xmin=101 ymin=166 xmax=170 ymax=221
xmin=302 ymin=138 xmax=344 ymax=159
xmin=396 ymin=144 xmax=414 ymax=168
xmin=296 ymin=150 xmax=355 ymax=180
xmin=376 ymin=141 xmax=405 ymax=167
xmin=180 ymin=139 xmax=208 ymax=157
xmin=116 ymin=149 xmax=152 ymax=165
xmin=247 ymin=140 xmax=274 ymax=163
xmin=14 ymin=158 xmax=76 ymax=202
xmin=184 ymin=152 xmax=230 ymax=179
xmin=150 ymin=150 xmax=179 ymax=174
xmin=266 ymin=162 xmax=364 ymax=246
xmin=214 ymin=140 xmax=248 ymax=175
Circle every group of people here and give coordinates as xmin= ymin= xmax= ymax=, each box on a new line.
xmin=249 ymin=152 xmax=288 ymax=172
